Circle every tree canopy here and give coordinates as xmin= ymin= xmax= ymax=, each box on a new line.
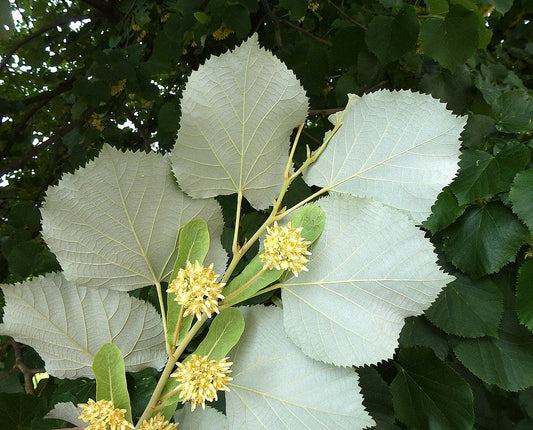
xmin=1 ymin=0 xmax=533 ymax=428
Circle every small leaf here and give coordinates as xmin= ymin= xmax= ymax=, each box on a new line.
xmin=0 ymin=273 xmax=166 ymax=379
xmin=425 ymin=0 xmax=449 ymax=15
xmin=45 ymin=402 xmax=85 ymax=427
xmin=304 ymin=90 xmax=465 ymax=223
xmin=425 ymin=273 xmax=504 ymax=337
xmin=517 ymin=259 xmax=533 ymax=332
xmin=391 ymin=347 xmax=474 ymax=429
xmin=453 ymin=312 xmax=533 ymax=391
xmin=174 ymin=406 xmax=228 ymax=429
xmin=399 ymin=316 xmax=450 ymax=360
xmin=192 ymin=307 xmax=245 ymax=360
xmin=442 ymin=202 xmax=528 ymax=278
xmin=41 ymin=144 xmax=226 ymax=291
xmin=510 ymin=168 xmax=533 ymax=232
xmin=166 ymin=219 xmax=210 ymax=347
xmin=451 ymin=142 xmax=530 ymax=205
xmin=93 ymin=343 xmax=132 ymax=423
xmin=283 ymin=194 xmax=453 ymax=366
xmin=420 ymin=5 xmax=479 ymax=71
xmin=226 ymin=305 xmax=375 ymax=429
xmin=423 ymin=187 xmax=467 ymax=234
xmin=171 ymin=34 xmax=308 ymax=209
xmin=358 ymin=367 xmax=399 ymax=430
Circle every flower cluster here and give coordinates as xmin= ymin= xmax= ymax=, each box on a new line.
xmin=138 ymin=413 xmax=177 ymax=430
xmin=167 ymin=261 xmax=225 ymax=319
xmin=78 ymin=399 xmax=133 ymax=430
xmin=261 ymin=221 xmax=311 ymax=276
xmin=171 ymin=354 xmax=233 ymax=411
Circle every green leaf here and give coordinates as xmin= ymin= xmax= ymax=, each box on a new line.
xmin=425 ymin=273 xmax=504 ymax=337
xmin=425 ymin=0 xmax=449 ymax=15
xmin=283 ymin=194 xmax=453 ymax=366
xmin=222 ymin=204 xmax=325 ymax=306
xmin=492 ymin=90 xmax=533 ymax=133
xmin=517 ymin=259 xmax=533 ymax=332
xmin=399 ymin=316 xmax=450 ymax=359
xmin=279 ymin=0 xmax=308 ymax=20
xmin=174 ymin=406 xmax=228 ymax=429
xmin=166 ymin=219 xmax=210 ymax=347
xmin=453 ymin=312 xmax=533 ymax=391
xmin=0 ymin=393 xmax=47 ymax=430
xmin=442 ymin=202 xmax=528 ymax=278
xmin=365 ymin=6 xmax=419 ymax=63
xmin=487 ymin=0 xmax=513 ymax=13
xmin=226 ymin=305 xmax=375 ymax=429
xmin=420 ymin=4 xmax=479 ymax=71
xmin=192 ymin=307 xmax=245 ymax=360
xmin=41 ymin=144 xmax=226 ymax=291
xmin=510 ymin=168 xmax=533 ymax=232
xmin=451 ymin=141 xmax=529 ymax=205
xmin=171 ymin=34 xmax=308 ymax=210
xmin=460 ymin=114 xmax=497 ymax=150
xmin=193 ymin=11 xmax=211 ymax=24
xmin=423 ymin=187 xmax=467 ymax=234
xmin=93 ymin=343 xmax=132 ymax=423
xmin=304 ymin=90 xmax=465 ymax=223
xmin=391 ymin=347 xmax=474 ymax=429
xmin=158 ymin=102 xmax=181 ymax=134
xmin=0 ymin=273 xmax=166 ymax=379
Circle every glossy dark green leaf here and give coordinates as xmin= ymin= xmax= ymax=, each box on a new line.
xmin=442 ymin=202 xmax=528 ymax=278
xmin=425 ymin=273 xmax=504 ymax=337
xmin=365 ymin=6 xmax=419 ymax=63
xmin=93 ymin=343 xmax=132 ymax=423
xmin=510 ymin=168 xmax=533 ymax=232
xmin=420 ymin=5 xmax=479 ymax=70
xmin=517 ymin=259 xmax=533 ymax=332
xmin=460 ymin=114 xmax=497 ymax=150
xmin=391 ymin=347 xmax=474 ymax=429
xmin=451 ymin=142 xmax=529 ymax=205
xmin=453 ymin=312 xmax=533 ymax=391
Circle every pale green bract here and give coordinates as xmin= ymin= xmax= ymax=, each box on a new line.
xmin=282 ymin=194 xmax=454 ymax=367
xmin=171 ymin=34 xmax=308 ymax=209
xmin=304 ymin=91 xmax=465 ymax=223
xmin=0 ymin=272 xmax=166 ymax=379
xmin=225 ymin=306 xmax=375 ymax=429
xmin=41 ymin=144 xmax=226 ymax=291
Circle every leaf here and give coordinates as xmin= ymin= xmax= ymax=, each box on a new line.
xmin=303 ymin=90 xmax=465 ymax=223
xmin=517 ymin=259 xmax=533 ymax=332
xmin=365 ymin=6 xmax=419 ymax=64
xmin=453 ymin=312 xmax=533 ymax=391
xmin=423 ymin=187 xmax=467 ymax=234
xmin=174 ymin=406 xmax=228 ymax=430
xmin=166 ymin=219 xmax=210 ymax=347
xmin=492 ymin=90 xmax=533 ymax=133
xmin=45 ymin=402 xmax=85 ymax=427
xmin=171 ymin=34 xmax=308 ymax=209
xmin=451 ymin=141 xmax=530 ymax=205
xmin=425 ymin=273 xmax=504 ymax=337
xmin=222 ymin=204 xmax=325 ymax=306
xmin=391 ymin=347 xmax=474 ymax=429
xmin=226 ymin=305 xmax=375 ymax=430
xmin=442 ymin=202 xmax=528 ymax=279
xmin=192 ymin=307 xmax=245 ymax=360
xmin=358 ymin=367 xmax=399 ymax=430
xmin=425 ymin=0 xmax=449 ymax=15
xmin=93 ymin=344 xmax=132 ymax=423
xmin=398 ymin=316 xmax=450 ymax=360
xmin=41 ymin=144 xmax=226 ymax=291
xmin=0 ymin=392 xmax=47 ymax=430
xmin=0 ymin=273 xmax=166 ymax=379
xmin=420 ymin=4 xmax=479 ymax=71
xmin=510 ymin=168 xmax=533 ymax=232
xmin=283 ymin=194 xmax=453 ymax=367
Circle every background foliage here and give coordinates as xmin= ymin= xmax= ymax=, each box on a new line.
xmin=0 ymin=0 xmax=532 ymax=428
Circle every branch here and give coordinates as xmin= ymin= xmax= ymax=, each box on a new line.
xmin=9 ymin=340 xmax=46 ymax=395
xmin=0 ymin=14 xmax=94 ymax=73
xmin=278 ymin=19 xmax=333 ymax=47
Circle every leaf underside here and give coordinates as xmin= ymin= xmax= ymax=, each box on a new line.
xmin=171 ymin=34 xmax=309 ymax=209
xmin=0 ymin=272 xmax=166 ymax=379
